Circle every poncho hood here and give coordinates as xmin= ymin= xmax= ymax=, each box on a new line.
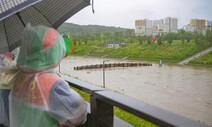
xmin=17 ymin=24 xmax=66 ymax=73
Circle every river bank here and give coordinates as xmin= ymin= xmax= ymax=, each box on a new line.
xmin=73 ymin=54 xmax=212 ymax=67
xmin=73 ymin=41 xmax=212 ymax=66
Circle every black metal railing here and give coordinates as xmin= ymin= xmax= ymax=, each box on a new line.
xmin=61 ymin=74 xmax=210 ymax=127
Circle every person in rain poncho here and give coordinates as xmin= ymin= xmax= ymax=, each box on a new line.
xmin=9 ymin=24 xmax=87 ymax=127
xmin=0 ymin=49 xmax=19 ymax=127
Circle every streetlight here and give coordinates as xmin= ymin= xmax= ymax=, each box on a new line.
xmin=103 ymin=60 xmax=110 ymax=88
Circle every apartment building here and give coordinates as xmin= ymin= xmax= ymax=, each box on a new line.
xmin=135 ymin=20 xmax=146 ymax=36
xmin=135 ymin=17 xmax=178 ymax=36
xmin=184 ymin=19 xmax=212 ymax=34
xmin=205 ymin=20 xmax=212 ymax=30
xmin=170 ymin=18 xmax=178 ymax=32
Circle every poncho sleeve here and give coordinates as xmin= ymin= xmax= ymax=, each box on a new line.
xmin=48 ymin=80 xmax=87 ymax=127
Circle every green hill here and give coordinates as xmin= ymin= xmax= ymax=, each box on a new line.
xmin=57 ymin=22 xmax=132 ymax=35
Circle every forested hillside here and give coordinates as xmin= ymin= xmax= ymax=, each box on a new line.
xmin=57 ymin=22 xmax=132 ymax=35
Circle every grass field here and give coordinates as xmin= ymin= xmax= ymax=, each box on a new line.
xmin=73 ymin=40 xmax=212 ymax=65
xmin=189 ymin=51 xmax=212 ymax=65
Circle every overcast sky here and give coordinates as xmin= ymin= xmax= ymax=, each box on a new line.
xmin=66 ymin=0 xmax=212 ymax=29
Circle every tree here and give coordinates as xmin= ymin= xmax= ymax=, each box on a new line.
xmin=186 ymin=37 xmax=190 ymax=43
xmin=147 ymin=36 xmax=151 ymax=44
xmin=137 ymin=36 xmax=143 ymax=45
xmin=179 ymin=29 xmax=185 ymax=42
xmin=104 ymin=32 xmax=111 ymax=42
xmin=74 ymin=35 xmax=81 ymax=45
xmin=181 ymin=37 xmax=185 ymax=44
xmin=143 ymin=35 xmax=147 ymax=43
xmin=81 ymin=33 xmax=90 ymax=45
xmin=185 ymin=32 xmax=192 ymax=43
xmin=114 ymin=32 xmax=123 ymax=42
xmin=167 ymin=38 xmax=173 ymax=45
xmin=163 ymin=33 xmax=173 ymax=45
xmin=95 ymin=33 xmax=101 ymax=43
xmin=157 ymin=35 xmax=162 ymax=45
xmin=205 ymin=29 xmax=212 ymax=45
xmin=126 ymin=29 xmax=134 ymax=43
xmin=193 ymin=31 xmax=204 ymax=51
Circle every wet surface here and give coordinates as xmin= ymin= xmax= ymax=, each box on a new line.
xmin=59 ymin=56 xmax=212 ymax=125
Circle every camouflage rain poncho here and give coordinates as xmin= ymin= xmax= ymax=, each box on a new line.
xmin=9 ymin=24 xmax=87 ymax=127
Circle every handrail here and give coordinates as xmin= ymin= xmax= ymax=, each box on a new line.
xmin=61 ymin=74 xmax=211 ymax=127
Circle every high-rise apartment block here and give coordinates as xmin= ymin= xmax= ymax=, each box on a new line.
xmin=184 ymin=19 xmax=212 ymax=34
xmin=135 ymin=17 xmax=178 ymax=36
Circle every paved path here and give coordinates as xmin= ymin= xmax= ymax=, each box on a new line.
xmin=178 ymin=47 xmax=212 ymax=64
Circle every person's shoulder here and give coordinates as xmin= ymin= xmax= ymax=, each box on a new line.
xmin=37 ymin=73 xmax=63 ymax=83
xmin=36 ymin=72 xmax=68 ymax=92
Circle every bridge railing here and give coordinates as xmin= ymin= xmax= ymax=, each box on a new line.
xmin=61 ymin=74 xmax=210 ymax=127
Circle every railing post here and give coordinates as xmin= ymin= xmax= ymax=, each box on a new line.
xmin=90 ymin=94 xmax=114 ymax=127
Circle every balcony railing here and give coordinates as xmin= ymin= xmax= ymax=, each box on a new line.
xmin=61 ymin=74 xmax=210 ymax=127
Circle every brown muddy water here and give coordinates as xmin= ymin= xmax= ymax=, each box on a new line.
xmin=58 ymin=56 xmax=212 ymax=125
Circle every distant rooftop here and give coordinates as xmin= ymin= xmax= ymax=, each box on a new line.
xmin=106 ymin=41 xmax=121 ymax=44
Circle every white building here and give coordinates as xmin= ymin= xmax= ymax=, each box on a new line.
xmin=135 ymin=26 xmax=146 ymax=36
xmin=163 ymin=17 xmax=178 ymax=33
xmin=153 ymin=19 xmax=163 ymax=27
xmin=135 ymin=19 xmax=153 ymax=36
xmin=135 ymin=17 xmax=178 ymax=36
xmin=152 ymin=19 xmax=163 ymax=35
xmin=145 ymin=28 xmax=153 ymax=36
xmin=170 ymin=18 xmax=178 ymax=33
xmin=183 ymin=24 xmax=196 ymax=32
xmin=205 ymin=20 xmax=212 ymax=30
xmin=146 ymin=19 xmax=153 ymax=28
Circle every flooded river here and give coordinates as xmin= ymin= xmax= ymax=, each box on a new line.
xmin=59 ymin=56 xmax=212 ymax=125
